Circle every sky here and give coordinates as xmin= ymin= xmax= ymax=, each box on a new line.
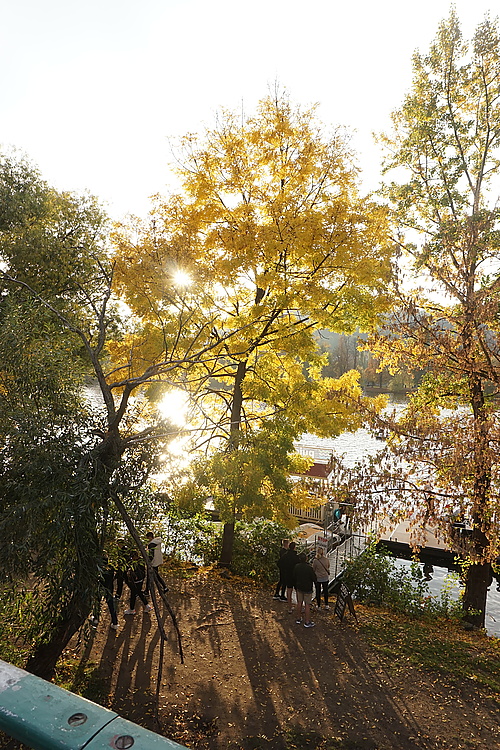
xmin=1 ymin=0 xmax=497 ymax=219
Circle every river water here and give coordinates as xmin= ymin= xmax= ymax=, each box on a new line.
xmin=296 ymin=404 xmax=500 ymax=638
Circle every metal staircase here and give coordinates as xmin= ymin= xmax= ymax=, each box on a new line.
xmin=326 ymin=532 xmax=369 ymax=587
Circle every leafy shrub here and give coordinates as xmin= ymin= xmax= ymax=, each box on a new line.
xmin=230 ymin=519 xmax=293 ymax=582
xmin=190 ymin=519 xmax=223 ymax=564
xmin=0 ymin=587 xmax=32 ymax=667
xmin=343 ymin=544 xmax=464 ymax=621
xmin=342 ymin=544 xmax=396 ymax=605
xmin=162 ymin=511 xmax=219 ymax=562
xmin=156 ymin=512 xmax=302 ymax=583
xmin=193 ymin=517 xmax=292 ymax=582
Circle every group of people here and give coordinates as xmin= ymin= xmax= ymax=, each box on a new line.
xmin=100 ymin=531 xmax=168 ymax=631
xmin=273 ymin=539 xmax=330 ymax=628
xmin=100 ymin=532 xmax=330 ymax=632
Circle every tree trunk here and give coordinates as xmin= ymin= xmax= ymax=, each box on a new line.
xmin=460 ymin=360 xmax=491 ymax=629
xmin=463 ymin=560 xmax=490 ymax=629
xmin=217 ymin=360 xmax=246 ymax=568
xmin=219 ymin=521 xmax=235 ymax=568
xmin=25 ymin=598 xmax=91 ymax=680
xmin=462 ymin=519 xmax=490 ymax=629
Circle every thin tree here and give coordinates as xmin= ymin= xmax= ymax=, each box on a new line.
xmin=0 ymin=153 xmax=231 ymax=677
xmin=350 ymin=12 xmax=500 ymax=628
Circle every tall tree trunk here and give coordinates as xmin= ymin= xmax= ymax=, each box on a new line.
xmin=25 ymin=597 xmax=92 ymax=680
xmin=463 ymin=555 xmax=490 ymax=629
xmin=462 ymin=364 xmax=490 ymax=628
xmin=218 ymin=360 xmax=246 ymax=568
xmin=219 ymin=522 xmax=235 ymax=568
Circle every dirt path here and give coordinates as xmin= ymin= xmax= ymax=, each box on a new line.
xmin=78 ymin=570 xmax=500 ymax=750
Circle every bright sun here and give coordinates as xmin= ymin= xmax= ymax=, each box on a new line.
xmin=173 ymin=269 xmax=192 ymax=288
xmin=158 ymin=389 xmax=188 ymax=427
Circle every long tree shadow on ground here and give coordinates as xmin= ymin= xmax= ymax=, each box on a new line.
xmin=78 ymin=574 xmax=500 ymax=750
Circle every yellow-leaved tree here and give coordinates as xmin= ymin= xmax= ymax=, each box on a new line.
xmin=113 ymin=92 xmax=394 ymax=564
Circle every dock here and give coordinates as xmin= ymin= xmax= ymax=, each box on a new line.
xmin=376 ymin=521 xmax=462 ymax=571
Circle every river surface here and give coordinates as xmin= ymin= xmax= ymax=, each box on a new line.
xmin=296 ymin=400 xmax=500 ymax=638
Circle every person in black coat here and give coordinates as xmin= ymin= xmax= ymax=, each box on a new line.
xmin=280 ymin=541 xmax=299 ymax=610
xmin=102 ymin=556 xmax=119 ymax=630
xmin=273 ymin=539 xmax=289 ymax=600
xmin=124 ymin=551 xmax=151 ymax=615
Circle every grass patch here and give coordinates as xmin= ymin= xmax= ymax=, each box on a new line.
xmin=358 ymin=605 xmax=500 ymax=692
xmin=0 ymin=639 xmax=29 ymax=669
xmin=54 ymin=653 xmax=110 ymax=705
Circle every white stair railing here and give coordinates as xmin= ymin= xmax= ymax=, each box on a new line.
xmin=326 ymin=532 xmax=369 ymax=584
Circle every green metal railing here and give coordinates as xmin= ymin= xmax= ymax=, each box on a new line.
xmin=0 ymin=660 xmax=189 ymax=749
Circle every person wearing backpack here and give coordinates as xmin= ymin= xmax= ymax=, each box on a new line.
xmin=124 ymin=551 xmax=151 ymax=615
xmin=293 ymin=552 xmax=317 ymax=628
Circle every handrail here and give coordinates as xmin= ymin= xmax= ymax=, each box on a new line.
xmin=0 ymin=660 xmax=189 ymax=750
xmin=326 ymin=532 xmax=369 ymax=587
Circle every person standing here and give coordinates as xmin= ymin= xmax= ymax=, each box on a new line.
xmin=145 ymin=531 xmax=168 ymax=595
xmin=113 ymin=538 xmax=128 ymax=601
xmin=312 ymin=547 xmax=330 ymax=609
xmin=124 ymin=551 xmax=151 ymax=615
xmin=273 ymin=539 xmax=289 ymax=600
xmin=293 ymin=552 xmax=317 ymax=628
xmin=280 ymin=541 xmax=299 ymax=611
xmin=93 ymin=552 xmax=119 ymax=630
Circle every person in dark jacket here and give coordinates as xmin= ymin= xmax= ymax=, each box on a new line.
xmin=273 ymin=539 xmax=289 ymax=600
xmin=113 ymin=538 xmax=128 ymax=601
xmin=124 ymin=551 xmax=151 ymax=615
xmin=293 ymin=552 xmax=317 ymax=628
xmin=93 ymin=553 xmax=119 ymax=630
xmin=280 ymin=541 xmax=299 ymax=611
